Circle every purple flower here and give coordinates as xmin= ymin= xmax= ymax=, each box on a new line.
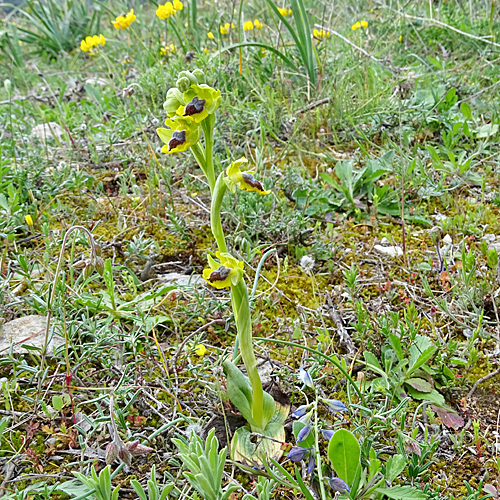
xmin=299 ymin=367 xmax=314 ymax=389
xmin=307 ymin=453 xmax=316 ymax=474
xmin=328 ymin=477 xmax=350 ymax=494
xmin=298 ymin=410 xmax=313 ymax=425
xmin=288 ymin=446 xmax=309 ymax=462
xmin=321 ymin=429 xmax=334 ymax=441
xmin=322 ymin=398 xmax=347 ymax=413
xmin=292 ymin=404 xmax=311 ymax=418
xmin=297 ymin=423 xmax=312 ymax=443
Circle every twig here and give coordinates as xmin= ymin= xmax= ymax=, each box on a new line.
xmin=296 ymin=97 xmax=331 ymax=114
xmin=467 ymin=368 xmax=500 ymax=399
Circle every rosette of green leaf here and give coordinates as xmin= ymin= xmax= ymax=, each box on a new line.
xmin=224 ymin=359 xmax=288 ymax=465
xmin=172 ymin=429 xmax=239 ymax=500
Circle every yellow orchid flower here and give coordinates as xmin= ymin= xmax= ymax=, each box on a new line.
xmin=203 ymin=252 xmax=244 ymax=289
xmin=178 ymin=84 xmax=221 ymax=123
xmin=224 ymin=158 xmax=271 ymax=195
xmin=157 ymin=116 xmax=201 ymax=153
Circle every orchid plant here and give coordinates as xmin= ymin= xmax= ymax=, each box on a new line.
xmin=156 ymin=70 xmax=288 ymax=463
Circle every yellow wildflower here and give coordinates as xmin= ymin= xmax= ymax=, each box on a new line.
xmin=207 ymin=31 xmax=215 ymax=40
xmin=254 ymin=19 xmax=263 ymax=29
xmin=351 ymin=21 xmax=361 ymax=31
xmin=220 ymin=23 xmax=228 ymax=34
xmin=80 ymin=34 xmax=105 ymax=53
xmin=313 ymin=28 xmax=330 ymax=40
xmin=156 ymin=2 xmax=175 ymax=19
xmin=160 ymin=43 xmax=176 ymax=55
xmin=398 ymin=34 xmax=403 ymax=42
xmin=243 ymin=20 xmax=254 ymax=31
xmin=184 ymin=22 xmax=188 ymax=27
xmin=203 ymin=47 xmax=209 ymax=53
xmin=278 ymin=7 xmax=288 ymax=16
xmin=112 ymin=9 xmax=136 ymax=30
xmin=173 ymin=0 xmax=183 ymax=11
xmin=288 ymin=9 xmax=293 ymax=15
xmin=361 ymin=20 xmax=368 ymax=29
xmin=25 ymin=214 xmax=33 ymax=227
xmin=188 ymin=344 xmax=207 ymax=356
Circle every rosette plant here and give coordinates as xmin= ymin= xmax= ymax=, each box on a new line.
xmin=156 ymin=70 xmax=288 ymax=464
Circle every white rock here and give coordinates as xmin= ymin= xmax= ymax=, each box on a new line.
xmin=374 ymin=244 xmax=403 ymax=257
xmin=159 ymin=272 xmax=202 ymax=288
xmin=442 ymin=234 xmax=452 ymax=245
xmin=31 ymin=122 xmax=65 ymax=143
xmin=380 ymin=237 xmax=390 ymax=246
xmin=0 ymin=315 xmax=64 ymax=356
xmin=85 ymin=77 xmax=108 ymax=87
xmin=484 ymin=234 xmax=497 ymax=244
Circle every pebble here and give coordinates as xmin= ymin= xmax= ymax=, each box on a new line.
xmin=373 ymin=244 xmax=403 ymax=257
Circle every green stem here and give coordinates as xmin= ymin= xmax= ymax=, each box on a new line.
xmin=202 ymin=115 xmax=216 ymax=191
xmin=231 ymin=279 xmax=265 ymax=431
xmin=313 ymin=397 xmax=327 ymax=500
xmin=211 ymin=173 xmax=228 ymax=253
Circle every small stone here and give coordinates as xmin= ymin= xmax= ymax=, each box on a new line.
xmin=0 ymin=315 xmax=64 ymax=356
xmin=31 ymin=122 xmax=65 ymax=143
xmin=380 ymin=237 xmax=390 ymax=246
xmin=484 ymin=234 xmax=496 ymax=244
xmin=158 ymin=272 xmax=202 ymax=288
xmin=373 ymin=244 xmax=403 ymax=257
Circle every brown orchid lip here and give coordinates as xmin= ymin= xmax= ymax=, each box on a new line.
xmin=208 ymin=265 xmax=231 ymax=283
xmin=241 ymin=172 xmax=265 ymax=191
xmin=184 ymin=96 xmax=206 ymax=117
xmin=169 ymin=130 xmax=186 ymax=150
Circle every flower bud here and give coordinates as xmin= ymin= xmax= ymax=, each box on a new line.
xmin=192 ymin=69 xmax=206 ymax=84
xmin=72 ymin=259 xmax=87 ymax=270
xmin=105 ymin=442 xmax=118 ymax=465
xmin=288 ymin=446 xmax=309 ymax=462
xmin=321 ymin=398 xmax=347 ymax=413
xmin=178 ymin=70 xmax=198 ymax=86
xmin=163 ymin=87 xmax=184 ymax=115
xmin=292 ymin=404 xmax=312 ymax=418
xmin=176 ymin=76 xmax=190 ymax=92
xmin=321 ymin=429 xmax=334 ymax=441
xmin=127 ymin=440 xmax=154 ymax=455
xmin=94 ymin=244 xmax=102 ymax=257
xmin=83 ymin=262 xmax=94 ymax=279
xmin=328 ymin=477 xmax=350 ymax=494
xmin=297 ymin=423 xmax=312 ymax=443
xmin=307 ymin=453 xmax=316 ymax=474
xmin=94 ymin=257 xmax=105 ymax=276
xmin=118 ymin=446 xmax=132 ymax=467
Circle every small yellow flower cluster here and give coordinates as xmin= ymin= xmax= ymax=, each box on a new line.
xmin=351 ymin=20 xmax=368 ymax=31
xmin=112 ymin=9 xmax=136 ymax=30
xmin=156 ymin=0 xmax=183 ymax=20
xmin=244 ymin=19 xmax=263 ymax=31
xmin=80 ymin=34 xmax=105 ymax=53
xmin=278 ymin=7 xmax=292 ymax=16
xmin=313 ymin=28 xmax=330 ymax=40
xmin=160 ymin=43 xmax=176 ymax=55
xmin=219 ymin=22 xmax=234 ymax=35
